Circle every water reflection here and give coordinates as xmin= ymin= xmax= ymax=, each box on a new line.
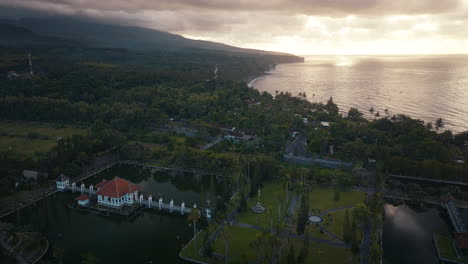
xmin=1 ymin=165 xmax=225 ymax=264
xmin=383 ymin=203 xmax=450 ymax=264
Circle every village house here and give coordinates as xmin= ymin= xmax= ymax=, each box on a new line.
xmin=22 ymin=170 xmax=47 ymax=182
xmin=7 ymin=71 xmax=20 ymax=80
xmin=222 ymin=127 xmax=257 ymax=143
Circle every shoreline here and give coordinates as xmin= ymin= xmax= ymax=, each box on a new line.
xmin=246 ymin=60 xmax=305 ymax=88
xmin=246 ymin=73 xmax=271 ymax=87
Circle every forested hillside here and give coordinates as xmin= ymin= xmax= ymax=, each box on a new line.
xmin=0 ymin=17 xmax=466 ymax=198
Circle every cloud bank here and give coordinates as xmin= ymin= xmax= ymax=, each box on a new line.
xmin=1 ymin=0 xmax=468 ymax=54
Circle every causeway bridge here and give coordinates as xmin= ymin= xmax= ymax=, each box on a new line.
xmin=61 ymin=184 xmax=195 ymax=215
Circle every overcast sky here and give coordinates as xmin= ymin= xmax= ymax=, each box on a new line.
xmin=2 ymin=0 xmax=468 ymax=55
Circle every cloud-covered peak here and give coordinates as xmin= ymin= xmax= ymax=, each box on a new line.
xmin=1 ymin=0 xmax=468 ymax=54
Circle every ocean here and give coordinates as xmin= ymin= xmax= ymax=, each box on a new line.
xmin=249 ymin=55 xmax=468 ymax=132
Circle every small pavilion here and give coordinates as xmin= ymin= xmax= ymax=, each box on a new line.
xmin=75 ymin=194 xmax=90 ymax=206
xmin=56 ymin=174 xmax=70 ymax=190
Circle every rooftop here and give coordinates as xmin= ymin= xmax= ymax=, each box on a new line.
xmin=454 ymin=232 xmax=468 ymax=249
xmin=96 ymin=177 xmax=139 ymax=198
xmin=75 ymin=194 xmax=89 ymax=201
xmin=96 ymin=179 xmax=109 ymax=189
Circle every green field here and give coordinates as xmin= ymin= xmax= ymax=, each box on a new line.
xmin=308 ymin=188 xmax=365 ymax=211
xmin=183 ymin=183 xmax=365 ymax=264
xmin=0 ymin=121 xmax=87 ymax=154
xmin=283 ymin=238 xmax=358 ymax=264
xmin=236 ymin=181 xmax=288 ymax=229
xmin=212 ymin=225 xmax=262 ymax=263
xmin=290 ymin=188 xmax=365 ymax=238
xmin=433 ymin=233 xmax=468 ymax=263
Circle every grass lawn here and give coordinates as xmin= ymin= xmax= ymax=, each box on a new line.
xmin=180 ymin=230 xmax=222 ymax=264
xmin=212 ymin=225 xmax=262 ymax=263
xmin=236 ymin=181 xmax=288 ymax=229
xmin=308 ymin=188 xmax=365 ymax=212
xmin=304 ymin=210 xmax=350 ymax=241
xmin=0 ymin=137 xmax=57 ymax=155
xmin=0 ymin=121 xmax=86 ymax=155
xmin=433 ymin=233 xmax=468 ymax=263
xmin=290 ymin=188 xmax=364 ymax=237
xmin=320 ymin=210 xmax=349 ymax=240
xmin=284 ymin=238 xmax=359 ymax=264
xmin=0 ymin=120 xmax=86 ymax=138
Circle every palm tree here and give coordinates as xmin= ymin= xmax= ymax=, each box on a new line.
xmin=221 ymin=229 xmax=230 ymax=264
xmin=368 ymin=107 xmax=375 ymax=116
xmin=435 ymin=118 xmax=444 ymax=130
xmin=188 ymin=207 xmax=201 ymax=254
xmin=76 ymin=152 xmax=89 ymax=167
xmin=281 ymin=168 xmax=292 ymax=204
xmin=76 ymin=152 xmax=89 ymax=176
xmin=81 ymin=251 xmax=98 ymax=264
xmin=426 ymin=122 xmax=433 ymax=130
xmin=53 ymin=247 xmax=65 ymax=264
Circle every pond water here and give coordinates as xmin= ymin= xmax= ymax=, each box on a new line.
xmin=383 ymin=203 xmax=451 ymax=264
xmin=1 ymin=164 xmax=228 ymax=263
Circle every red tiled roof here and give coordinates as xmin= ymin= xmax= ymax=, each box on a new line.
xmin=75 ymin=194 xmax=89 ymax=201
xmin=95 ymin=179 xmax=108 ymax=189
xmin=454 ymin=232 xmax=468 ymax=249
xmin=95 ymin=177 xmax=139 ymax=198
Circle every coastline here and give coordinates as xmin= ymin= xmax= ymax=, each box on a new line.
xmin=246 ymin=59 xmax=305 ymax=88
xmin=247 ymin=73 xmax=271 ymax=88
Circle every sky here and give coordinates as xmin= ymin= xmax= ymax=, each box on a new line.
xmin=1 ymin=0 xmax=468 ymax=55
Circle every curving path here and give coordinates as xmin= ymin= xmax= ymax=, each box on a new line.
xmin=318 ymin=205 xmax=356 ymax=217
xmin=232 ymin=221 xmax=350 ymax=248
xmin=315 ymin=205 xmax=356 ymax=243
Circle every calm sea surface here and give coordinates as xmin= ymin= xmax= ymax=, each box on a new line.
xmin=250 ymin=55 xmax=468 ymax=132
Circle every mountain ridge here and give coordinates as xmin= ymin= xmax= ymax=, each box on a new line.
xmin=2 ymin=17 xmax=300 ymax=58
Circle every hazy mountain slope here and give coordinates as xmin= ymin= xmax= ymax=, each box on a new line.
xmin=9 ymin=18 xmax=292 ymax=56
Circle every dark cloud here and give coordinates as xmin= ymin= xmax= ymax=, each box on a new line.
xmin=1 ymin=0 xmax=467 ymax=54
xmin=0 ymin=0 xmax=463 ymax=16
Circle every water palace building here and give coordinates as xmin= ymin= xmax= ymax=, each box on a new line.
xmin=95 ymin=177 xmax=140 ymax=208
xmin=57 ymin=176 xmax=140 ymax=208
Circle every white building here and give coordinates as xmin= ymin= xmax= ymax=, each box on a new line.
xmin=95 ymin=177 xmax=139 ymax=208
xmin=75 ymin=194 xmax=90 ymax=206
xmin=56 ymin=174 xmax=69 ymax=190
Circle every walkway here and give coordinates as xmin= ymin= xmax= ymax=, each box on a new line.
xmin=316 ymin=205 xmax=356 ymax=243
xmin=199 ymin=137 xmax=223 ymax=151
xmin=318 ymin=205 xmax=355 ymax=217
xmin=232 ymin=221 xmax=350 ymax=248
xmin=387 ymin=174 xmax=468 ymax=186
xmin=283 ymin=154 xmax=353 ymax=168
xmin=383 ymin=192 xmax=468 ymax=209
xmin=360 ymin=170 xmax=376 ymax=264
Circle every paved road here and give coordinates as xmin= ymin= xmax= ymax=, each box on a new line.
xmin=285 ymin=133 xmax=310 ymax=157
